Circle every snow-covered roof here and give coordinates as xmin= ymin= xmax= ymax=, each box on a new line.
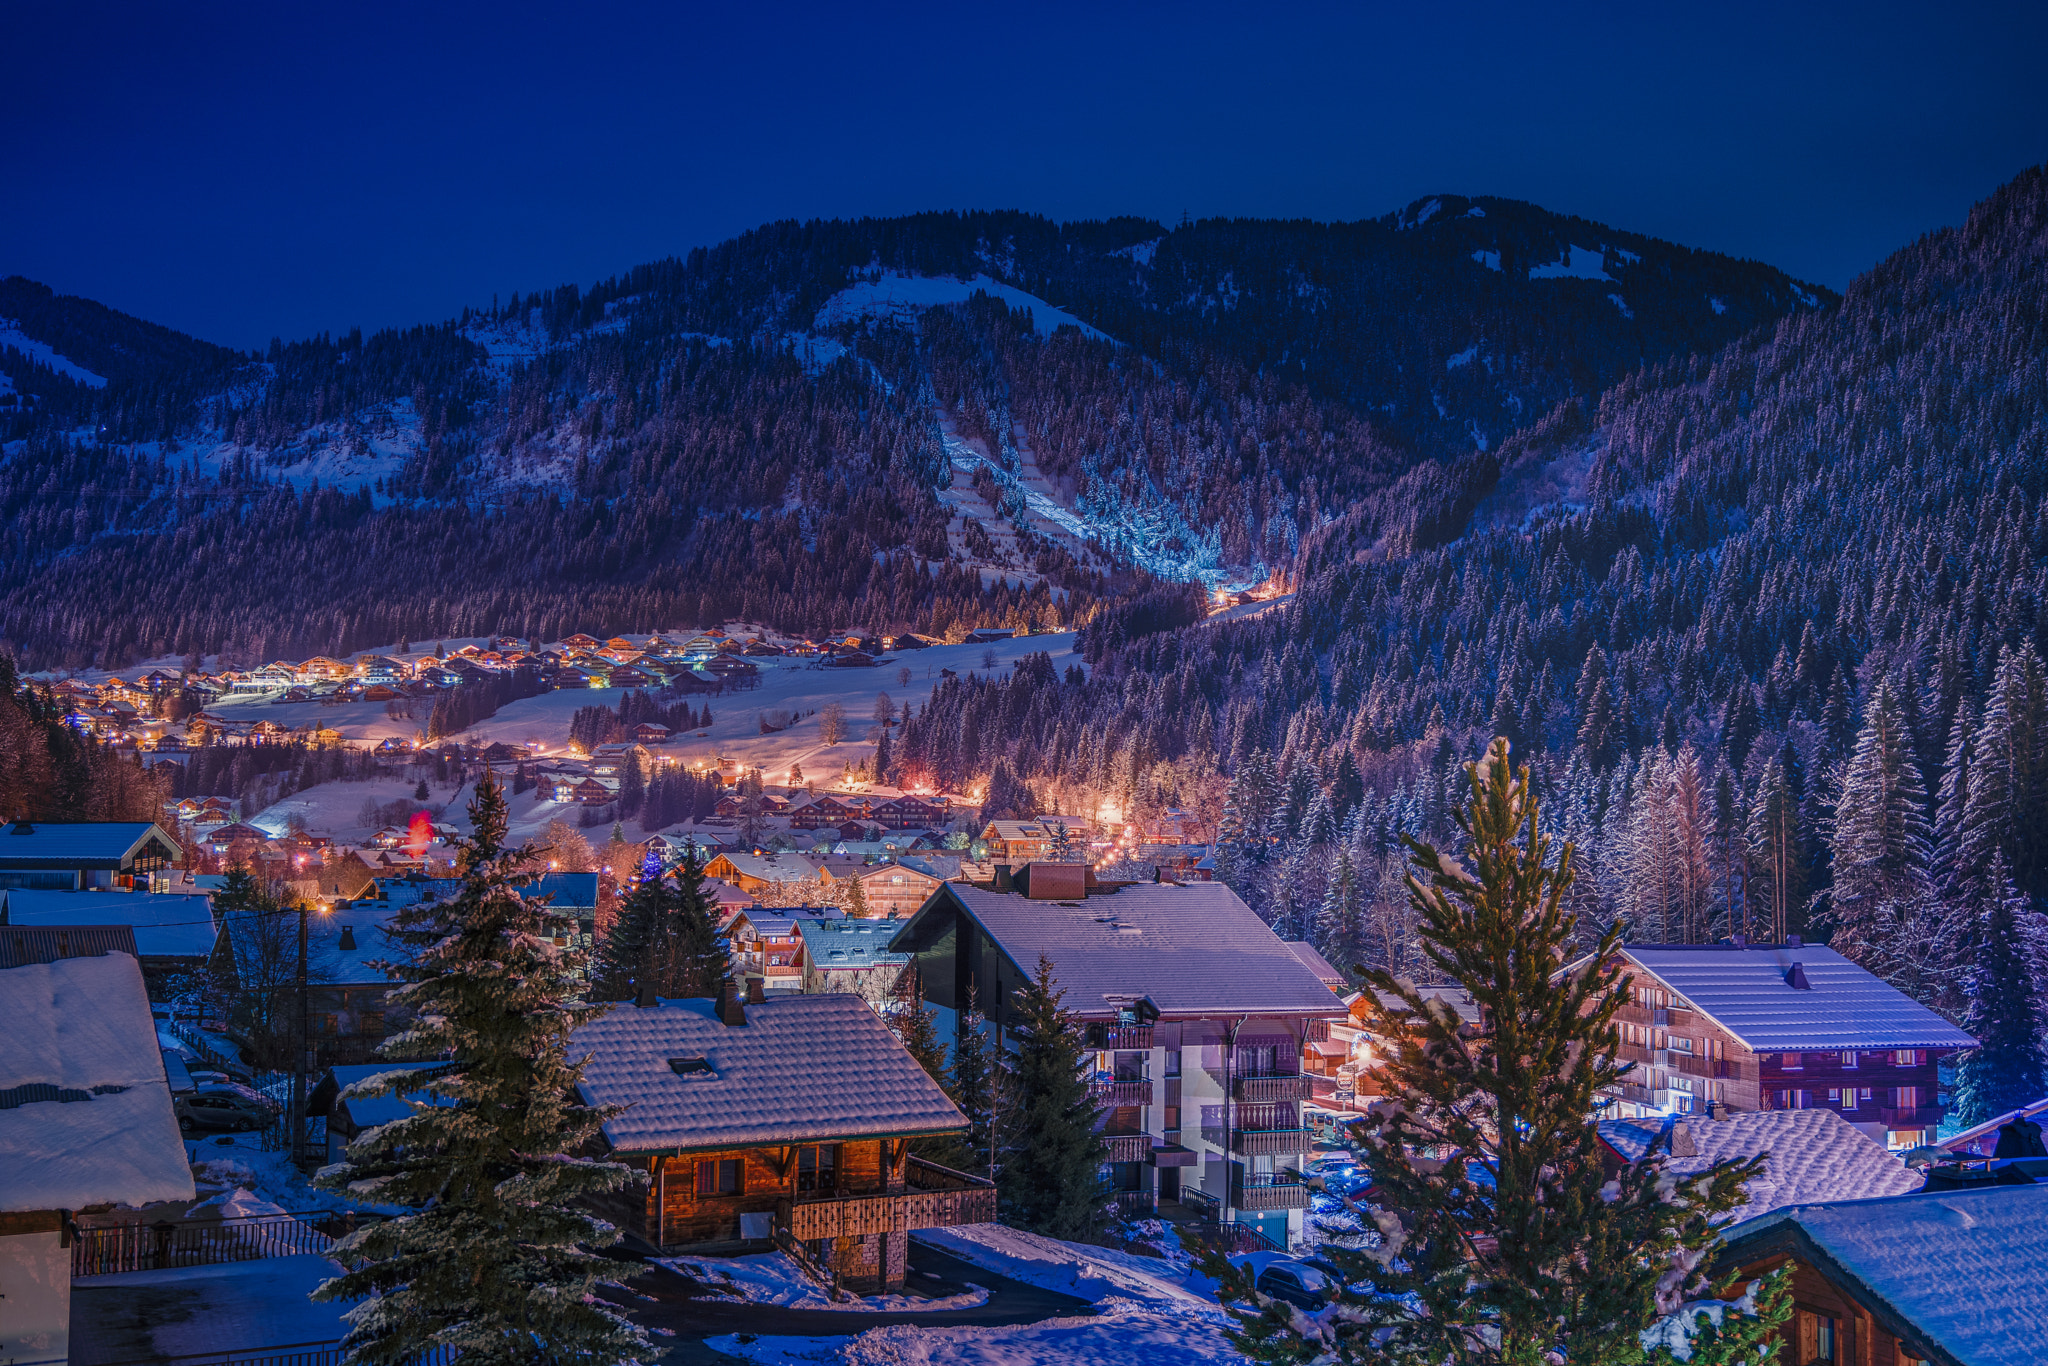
xmin=714 ymin=852 xmax=821 ymax=884
xmin=798 ymin=918 xmax=910 ymax=972
xmin=0 ymin=820 xmax=179 ymax=869
xmin=1598 ymin=1109 xmax=1922 ymax=1222
xmin=0 ymin=952 xmax=196 ymax=1211
xmin=321 ymin=1061 xmax=460 ymax=1131
xmin=1283 ymin=940 xmax=1347 ymax=990
xmin=1723 ymin=1182 xmax=2048 ymax=1364
xmin=571 ymin=994 xmax=966 ymax=1154
xmin=897 ymin=882 xmax=1346 ymax=1020
xmin=3 ymin=891 xmax=216 ymax=958
xmin=1619 ymin=945 xmax=1979 ymax=1051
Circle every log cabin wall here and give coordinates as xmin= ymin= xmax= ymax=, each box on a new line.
xmin=630 ymin=1139 xmax=901 ymax=1250
xmin=1730 ymin=1251 xmax=1925 ymax=1366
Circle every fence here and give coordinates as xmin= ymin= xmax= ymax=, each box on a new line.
xmin=72 ymin=1210 xmax=377 ymax=1277
xmin=81 ymin=1341 xmax=459 ymax=1366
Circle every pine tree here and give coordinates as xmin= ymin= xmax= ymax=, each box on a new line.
xmin=1828 ymin=678 xmax=1940 ymax=996
xmin=1953 ymin=852 xmax=2048 ymax=1126
xmin=1316 ymin=843 xmax=1367 ymax=981
xmin=947 ymin=984 xmax=1002 ymax=1179
xmin=313 ymin=774 xmax=647 ymax=1365
xmin=1958 ymin=642 xmax=2048 ymax=898
xmin=1210 ymin=739 xmax=1786 ymax=1364
xmin=997 ymin=956 xmax=1108 ymax=1239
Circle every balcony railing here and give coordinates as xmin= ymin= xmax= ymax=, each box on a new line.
xmin=1235 ymin=1073 xmax=1313 ymax=1102
xmin=1664 ymin=1051 xmax=1734 ymax=1080
xmin=1101 ymin=1133 xmax=1153 ymax=1163
xmin=1233 ymin=1127 xmax=1314 ymax=1156
xmin=1232 ymin=1176 xmax=1311 ymax=1211
xmin=783 ymin=1159 xmax=995 ymax=1240
xmin=1103 ymin=1190 xmax=1155 ymax=1218
xmin=1878 ymin=1105 xmax=1944 ymax=1129
xmin=1302 ymin=1019 xmax=1332 ymax=1043
xmin=1088 ymin=1024 xmax=1154 ymax=1049
xmin=1090 ymin=1079 xmax=1154 ymax=1106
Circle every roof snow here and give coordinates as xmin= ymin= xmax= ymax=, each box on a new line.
xmin=1528 ymin=245 xmax=1614 ymax=282
xmin=0 ymin=319 xmax=109 ymax=388
xmin=2 ymin=891 xmax=216 ymax=958
xmin=571 ymin=993 xmax=965 ymax=1155
xmin=1598 ymin=1109 xmax=1922 ymax=1223
xmin=1470 ymin=249 xmax=1502 ymax=272
xmin=1726 ymin=1182 xmax=2048 ymax=1365
xmin=0 ymin=951 xmax=195 ymax=1211
xmin=813 ymin=272 xmax=1109 ymax=341
xmin=900 ymin=881 xmax=1345 ymax=1020
xmin=1620 ymin=945 xmax=1979 ymax=1052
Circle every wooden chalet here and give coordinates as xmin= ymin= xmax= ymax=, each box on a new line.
xmin=870 ymin=795 xmax=946 ymax=829
xmin=572 ymin=987 xmax=992 ymax=1292
xmin=789 ymin=795 xmax=854 ymax=830
xmin=0 ymin=821 xmax=181 ymax=892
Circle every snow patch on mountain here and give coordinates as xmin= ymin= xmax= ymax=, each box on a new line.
xmin=1112 ymin=237 xmax=1163 ymax=267
xmin=1471 ymin=249 xmax=1502 ymax=272
xmin=0 ymin=319 xmax=109 ymax=387
xmin=1529 ymin=246 xmax=1614 ymax=282
xmin=816 ymin=272 xmax=1109 ymax=341
xmin=1447 ymin=344 xmax=1480 ymax=370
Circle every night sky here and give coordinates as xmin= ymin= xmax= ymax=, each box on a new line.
xmin=7 ymin=2 xmax=2045 ymax=350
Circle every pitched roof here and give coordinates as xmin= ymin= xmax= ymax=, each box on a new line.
xmin=1598 ymin=1109 xmax=1923 ymax=1223
xmin=3 ymin=891 xmax=216 ymax=958
xmin=896 ymin=882 xmax=1345 ymax=1020
xmin=0 ymin=821 xmax=179 ymax=869
xmin=1723 ymin=1182 xmax=2048 ymax=1365
xmin=1283 ymin=940 xmax=1347 ymax=991
xmin=572 ymin=994 xmax=965 ymax=1154
xmin=798 ymin=917 xmax=910 ymax=971
xmin=1619 ymin=945 xmax=1979 ymax=1051
xmin=713 ymin=852 xmax=820 ymax=884
xmin=0 ymin=952 xmax=196 ymax=1211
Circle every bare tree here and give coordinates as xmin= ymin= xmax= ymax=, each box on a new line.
xmin=873 ymin=692 xmax=894 ymax=726
xmin=819 ymin=701 xmax=846 ymax=745
xmin=897 ymin=666 xmax=912 ymax=687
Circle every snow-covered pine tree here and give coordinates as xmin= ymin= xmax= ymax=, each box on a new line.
xmin=1957 ymin=642 xmax=2048 ymax=898
xmin=1953 ymin=851 xmax=2048 ymax=1126
xmin=590 ymin=849 xmax=725 ymax=1002
xmin=1828 ymin=678 xmax=1943 ymax=998
xmin=1315 ymin=842 xmax=1367 ymax=981
xmin=313 ymin=773 xmax=647 ymax=1366
xmin=1208 ymin=739 xmax=1787 ymax=1365
xmin=997 ymin=955 xmax=1108 ymax=1239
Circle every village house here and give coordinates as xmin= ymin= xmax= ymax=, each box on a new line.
xmin=1714 ymin=1181 xmax=2046 ymax=1366
xmin=842 ymin=861 xmax=944 ymax=919
xmin=889 ymin=867 xmax=1346 ymax=1246
xmin=870 ymin=795 xmax=947 ymax=829
xmin=796 ymin=917 xmax=911 ymax=1002
xmin=978 ymin=819 xmax=1058 ymax=862
xmin=727 ymin=910 xmax=814 ymax=992
xmin=0 ymin=821 xmax=182 ymax=892
xmin=1597 ymin=941 xmax=1977 ymax=1149
xmin=571 ymin=986 xmax=992 ymax=1292
xmin=707 ymin=850 xmax=822 ymax=896
xmin=1595 ymin=1108 xmax=1924 ymax=1222
xmin=0 ymin=946 xmax=195 ymax=1366
xmin=0 ymin=890 xmax=217 ymax=997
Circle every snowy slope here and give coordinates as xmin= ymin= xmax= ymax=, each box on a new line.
xmin=816 ymin=272 xmax=1110 ymax=341
xmin=0 ymin=318 xmax=110 ymax=388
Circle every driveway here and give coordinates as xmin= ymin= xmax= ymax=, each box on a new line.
xmin=621 ymin=1243 xmax=1097 ymax=1362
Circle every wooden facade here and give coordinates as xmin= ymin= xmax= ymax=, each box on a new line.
xmin=1717 ymin=1240 xmax=1939 ymax=1366
xmin=601 ymin=1139 xmax=994 ymax=1293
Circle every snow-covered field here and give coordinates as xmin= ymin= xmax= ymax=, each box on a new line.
xmin=814 ymin=272 xmax=1109 ymax=341
xmin=659 ymin=1251 xmax=989 ymax=1312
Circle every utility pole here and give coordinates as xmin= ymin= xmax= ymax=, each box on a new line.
xmin=293 ymin=900 xmax=309 ymax=1166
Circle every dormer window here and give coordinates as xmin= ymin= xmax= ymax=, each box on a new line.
xmin=668 ymin=1057 xmax=713 ymax=1077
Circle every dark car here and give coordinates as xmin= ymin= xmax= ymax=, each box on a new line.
xmin=175 ymin=1085 xmax=277 ymax=1134
xmin=1255 ymin=1260 xmax=1330 ymax=1311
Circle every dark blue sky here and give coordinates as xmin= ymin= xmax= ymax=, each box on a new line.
xmin=7 ymin=2 xmax=2044 ymax=350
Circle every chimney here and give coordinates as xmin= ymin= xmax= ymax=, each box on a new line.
xmin=993 ymin=863 xmax=1014 ymax=894
xmin=1786 ymin=934 xmax=1802 ymax=949
xmin=716 ymin=976 xmax=747 ymax=1026
xmin=1668 ymin=1123 xmax=1698 ymax=1157
xmin=338 ymin=925 xmax=357 ymax=951
xmin=1785 ymin=961 xmax=1812 ymax=990
xmin=1729 ymin=933 xmax=1746 ymax=948
xmin=746 ymin=978 xmax=765 ymax=1005
xmin=1707 ymin=1100 xmax=1732 ymax=1121
xmin=636 ymin=977 xmax=658 ymax=1008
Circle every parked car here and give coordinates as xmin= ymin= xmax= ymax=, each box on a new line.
xmin=1227 ymin=1252 xmax=1330 ymax=1311
xmin=175 ymin=1085 xmax=278 ymax=1134
xmin=1300 ymin=1152 xmax=1364 ymax=1192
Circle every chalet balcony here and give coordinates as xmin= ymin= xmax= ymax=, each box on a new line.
xmin=1234 ymin=1074 xmax=1314 ymax=1102
xmin=1651 ymin=1007 xmax=1694 ymax=1028
xmin=1662 ymin=1051 xmax=1734 ymax=1080
xmin=1090 ymin=1079 xmax=1154 ymax=1106
xmin=1233 ymin=1174 xmax=1311 ymax=1210
xmin=1302 ymin=1019 xmax=1332 ymax=1043
xmin=1878 ymin=1105 xmax=1944 ymax=1129
xmin=1088 ymin=1024 xmax=1154 ymax=1049
xmin=1233 ymin=1127 xmax=1315 ymax=1156
xmin=1616 ymin=1042 xmax=1654 ymax=1066
xmin=1104 ymin=1190 xmax=1155 ymax=1218
xmin=781 ymin=1158 xmax=995 ymax=1241
xmin=1101 ymin=1133 xmax=1154 ymax=1163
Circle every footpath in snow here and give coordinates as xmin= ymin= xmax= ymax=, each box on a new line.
xmin=659 ymin=1251 xmax=990 ymax=1312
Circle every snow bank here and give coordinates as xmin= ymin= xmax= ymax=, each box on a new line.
xmin=910 ymin=1226 xmax=1214 ymax=1312
xmin=659 ymin=1251 xmax=988 ymax=1311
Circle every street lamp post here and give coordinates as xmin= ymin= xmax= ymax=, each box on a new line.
xmin=293 ymin=898 xmax=309 ymax=1166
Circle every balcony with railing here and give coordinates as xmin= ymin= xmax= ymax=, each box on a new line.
xmin=1878 ymin=1105 xmax=1944 ymax=1129
xmin=782 ymin=1157 xmax=995 ymax=1241
xmin=1302 ymin=1019 xmax=1332 ymax=1043
xmin=1232 ymin=1174 xmax=1311 ymax=1210
xmin=1087 ymin=1024 xmax=1154 ymax=1049
xmin=1233 ymin=1127 xmax=1315 ymax=1155
xmin=1234 ymin=1071 xmax=1313 ymax=1102
xmin=1100 ymin=1132 xmax=1154 ymax=1163
xmin=1090 ymin=1078 xmax=1155 ymax=1106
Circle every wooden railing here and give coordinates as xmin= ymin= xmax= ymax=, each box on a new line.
xmin=1089 ymin=1079 xmax=1154 ymax=1105
xmin=1233 ymin=1128 xmax=1314 ymax=1156
xmin=1301 ymin=1020 xmax=1332 ymax=1043
xmin=783 ymin=1160 xmax=996 ymax=1241
xmin=1235 ymin=1074 xmax=1313 ymax=1102
xmin=1088 ymin=1024 xmax=1154 ymax=1049
xmin=1233 ymin=1177 xmax=1310 ymax=1211
xmin=1100 ymin=1133 xmax=1153 ymax=1163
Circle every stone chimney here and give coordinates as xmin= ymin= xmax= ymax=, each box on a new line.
xmin=746 ymin=978 xmax=766 ymax=1005
xmin=992 ymin=863 xmax=1014 ymax=894
xmin=635 ymin=976 xmax=657 ymax=1009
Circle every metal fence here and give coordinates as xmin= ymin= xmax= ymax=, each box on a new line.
xmin=81 ymin=1340 xmax=458 ymax=1366
xmin=72 ymin=1210 xmax=376 ymax=1277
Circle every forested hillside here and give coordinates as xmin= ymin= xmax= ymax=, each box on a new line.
xmin=890 ymin=167 xmax=2048 ymax=1105
xmin=0 ymin=198 xmax=1825 ymax=666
